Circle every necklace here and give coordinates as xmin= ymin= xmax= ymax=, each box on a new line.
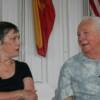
xmin=0 ymin=59 xmax=14 ymax=65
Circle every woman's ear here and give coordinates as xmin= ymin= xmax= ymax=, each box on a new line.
xmin=0 ymin=41 xmax=2 ymax=50
xmin=0 ymin=41 xmax=1 ymax=45
xmin=0 ymin=40 xmax=3 ymax=46
xmin=0 ymin=41 xmax=2 ymax=45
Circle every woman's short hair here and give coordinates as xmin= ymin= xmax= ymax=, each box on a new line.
xmin=0 ymin=21 xmax=19 ymax=42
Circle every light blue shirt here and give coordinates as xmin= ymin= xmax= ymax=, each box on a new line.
xmin=54 ymin=52 xmax=100 ymax=100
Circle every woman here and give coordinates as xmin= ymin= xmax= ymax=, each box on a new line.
xmin=0 ymin=21 xmax=37 ymax=100
xmin=54 ymin=17 xmax=100 ymax=100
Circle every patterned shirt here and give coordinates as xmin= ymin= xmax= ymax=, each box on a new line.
xmin=54 ymin=52 xmax=100 ymax=100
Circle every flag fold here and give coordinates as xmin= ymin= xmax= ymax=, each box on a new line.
xmin=32 ymin=0 xmax=55 ymax=57
xmin=89 ymin=0 xmax=100 ymax=16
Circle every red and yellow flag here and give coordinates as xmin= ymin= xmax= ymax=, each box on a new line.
xmin=89 ymin=0 xmax=100 ymax=16
xmin=32 ymin=0 xmax=55 ymax=57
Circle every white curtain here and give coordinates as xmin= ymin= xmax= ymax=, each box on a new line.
xmin=1 ymin=0 xmax=83 ymax=99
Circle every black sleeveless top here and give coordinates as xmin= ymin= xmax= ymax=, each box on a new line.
xmin=0 ymin=60 xmax=32 ymax=91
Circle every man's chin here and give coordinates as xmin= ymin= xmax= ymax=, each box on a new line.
xmin=81 ymin=48 xmax=91 ymax=54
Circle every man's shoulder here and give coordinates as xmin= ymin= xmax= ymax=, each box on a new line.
xmin=65 ymin=53 xmax=81 ymax=65
xmin=62 ymin=53 xmax=82 ymax=71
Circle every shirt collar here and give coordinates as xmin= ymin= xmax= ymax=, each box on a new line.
xmin=79 ymin=52 xmax=100 ymax=64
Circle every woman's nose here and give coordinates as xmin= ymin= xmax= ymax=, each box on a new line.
xmin=16 ymin=38 xmax=20 ymax=47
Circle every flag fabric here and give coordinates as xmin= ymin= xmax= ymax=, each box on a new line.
xmin=32 ymin=0 xmax=55 ymax=57
xmin=89 ymin=0 xmax=100 ymax=16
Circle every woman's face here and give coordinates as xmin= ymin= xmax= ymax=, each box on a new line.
xmin=77 ymin=21 xmax=100 ymax=54
xmin=0 ymin=29 xmax=20 ymax=58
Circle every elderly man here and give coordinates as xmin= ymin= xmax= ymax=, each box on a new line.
xmin=54 ymin=17 xmax=100 ymax=100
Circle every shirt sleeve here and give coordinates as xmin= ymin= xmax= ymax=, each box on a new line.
xmin=20 ymin=62 xmax=33 ymax=79
xmin=54 ymin=63 xmax=74 ymax=100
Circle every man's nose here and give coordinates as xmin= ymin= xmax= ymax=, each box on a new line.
xmin=78 ymin=32 xmax=85 ymax=41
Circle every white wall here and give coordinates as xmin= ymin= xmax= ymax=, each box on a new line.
xmin=0 ymin=0 xmax=83 ymax=99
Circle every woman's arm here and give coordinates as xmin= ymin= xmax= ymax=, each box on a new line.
xmin=22 ymin=77 xmax=38 ymax=100
xmin=0 ymin=90 xmax=26 ymax=100
xmin=0 ymin=77 xmax=37 ymax=100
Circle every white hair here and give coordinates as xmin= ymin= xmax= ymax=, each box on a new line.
xmin=80 ymin=16 xmax=100 ymax=31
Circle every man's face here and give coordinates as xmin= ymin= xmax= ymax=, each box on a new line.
xmin=77 ymin=21 xmax=100 ymax=54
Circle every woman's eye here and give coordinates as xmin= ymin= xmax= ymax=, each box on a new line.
xmin=11 ymin=37 xmax=16 ymax=40
xmin=10 ymin=36 xmax=20 ymax=40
